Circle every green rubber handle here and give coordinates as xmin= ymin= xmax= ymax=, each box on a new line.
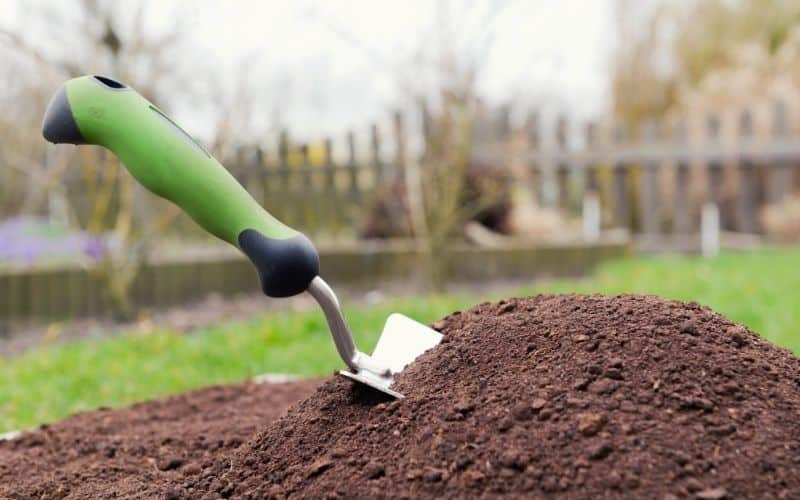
xmin=42 ymin=75 xmax=319 ymax=297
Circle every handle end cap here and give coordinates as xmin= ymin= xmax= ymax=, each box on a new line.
xmin=42 ymin=85 xmax=86 ymax=145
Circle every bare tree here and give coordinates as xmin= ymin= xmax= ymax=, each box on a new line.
xmin=0 ymin=0 xmax=191 ymax=319
xmin=313 ymin=0 xmax=514 ymax=289
xmin=204 ymin=59 xmax=293 ymax=161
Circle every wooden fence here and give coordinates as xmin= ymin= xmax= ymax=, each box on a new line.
xmin=37 ymin=100 xmax=800 ymax=244
xmin=55 ymin=113 xmax=411 ymax=241
xmin=473 ymin=101 xmax=800 ymax=243
xmin=221 ymin=125 xmax=399 ymax=239
xmin=196 ymin=102 xmax=800 ymax=242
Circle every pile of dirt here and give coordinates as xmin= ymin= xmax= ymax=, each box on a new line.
xmin=0 ymin=380 xmax=318 ymax=499
xmin=187 ymin=294 xmax=800 ymax=499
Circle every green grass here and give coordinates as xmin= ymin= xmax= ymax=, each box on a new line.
xmin=1 ymin=247 xmax=799 ymax=433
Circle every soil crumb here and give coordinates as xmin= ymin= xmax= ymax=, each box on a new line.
xmin=189 ymin=294 xmax=800 ymax=499
xmin=0 ymin=380 xmax=319 ymax=499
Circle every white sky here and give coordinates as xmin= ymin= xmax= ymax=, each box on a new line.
xmin=182 ymin=0 xmax=617 ymax=139
xmin=1 ymin=0 xmax=620 ymax=142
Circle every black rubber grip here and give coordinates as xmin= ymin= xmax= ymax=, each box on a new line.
xmin=237 ymin=229 xmax=319 ymax=297
xmin=42 ymin=85 xmax=86 ymax=145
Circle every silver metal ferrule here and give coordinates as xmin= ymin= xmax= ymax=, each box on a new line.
xmin=306 ymin=276 xmax=391 ymax=376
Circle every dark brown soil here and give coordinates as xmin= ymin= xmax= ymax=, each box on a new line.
xmin=0 ymin=380 xmax=319 ymax=499
xmin=186 ymin=294 xmax=800 ymax=499
xmin=3 ymin=294 xmax=799 ymax=499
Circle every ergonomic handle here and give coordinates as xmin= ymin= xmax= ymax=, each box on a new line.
xmin=42 ymin=75 xmax=318 ymax=297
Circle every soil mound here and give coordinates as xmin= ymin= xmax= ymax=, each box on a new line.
xmin=190 ymin=294 xmax=800 ymax=499
xmin=0 ymin=380 xmax=318 ymax=499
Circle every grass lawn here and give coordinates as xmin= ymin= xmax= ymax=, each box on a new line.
xmin=1 ymin=247 xmax=798 ymax=433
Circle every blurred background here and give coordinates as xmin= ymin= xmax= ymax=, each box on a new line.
xmin=2 ymin=0 xmax=800 ymax=432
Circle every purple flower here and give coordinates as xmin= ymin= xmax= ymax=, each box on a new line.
xmin=0 ymin=216 xmax=107 ymax=265
xmin=82 ymin=236 xmax=106 ymax=261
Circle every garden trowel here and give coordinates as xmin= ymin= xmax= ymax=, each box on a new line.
xmin=41 ymin=75 xmax=442 ymax=398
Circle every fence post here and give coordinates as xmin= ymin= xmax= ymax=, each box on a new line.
xmin=672 ymin=119 xmax=692 ymax=236
xmin=254 ymin=146 xmax=267 ymax=204
xmin=525 ymin=112 xmax=542 ymax=205
xmin=582 ymin=122 xmax=600 ymax=242
xmin=555 ymin=116 xmax=570 ymax=212
xmin=299 ymin=143 xmax=315 ymax=231
xmin=767 ymin=100 xmax=793 ymax=205
xmin=276 ymin=130 xmax=291 ymax=224
xmin=300 ymin=143 xmax=312 ymax=186
xmin=323 ymin=137 xmax=340 ymax=237
xmin=735 ymin=109 xmax=759 ymax=233
xmin=584 ymin=122 xmax=599 ymax=195
xmin=370 ymin=123 xmax=383 ymax=186
xmin=393 ymin=110 xmax=407 ymax=182
xmin=347 ymin=130 xmax=360 ymax=201
xmin=640 ymin=120 xmax=660 ymax=237
xmin=420 ymin=100 xmax=432 ymax=159
xmin=612 ymin=123 xmax=629 ymax=229
xmin=705 ymin=114 xmax=725 ymax=227
xmin=323 ymin=138 xmax=335 ymax=190
xmin=244 ymin=146 xmax=261 ymax=203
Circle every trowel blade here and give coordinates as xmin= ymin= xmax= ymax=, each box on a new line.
xmin=339 ymin=313 xmax=443 ymax=398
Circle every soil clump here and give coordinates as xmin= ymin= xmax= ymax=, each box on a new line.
xmin=0 ymin=380 xmax=319 ymax=499
xmin=189 ymin=294 xmax=800 ymax=499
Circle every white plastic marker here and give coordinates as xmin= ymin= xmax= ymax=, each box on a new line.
xmin=582 ymin=192 xmax=601 ymax=243
xmin=701 ymin=202 xmax=720 ymax=258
